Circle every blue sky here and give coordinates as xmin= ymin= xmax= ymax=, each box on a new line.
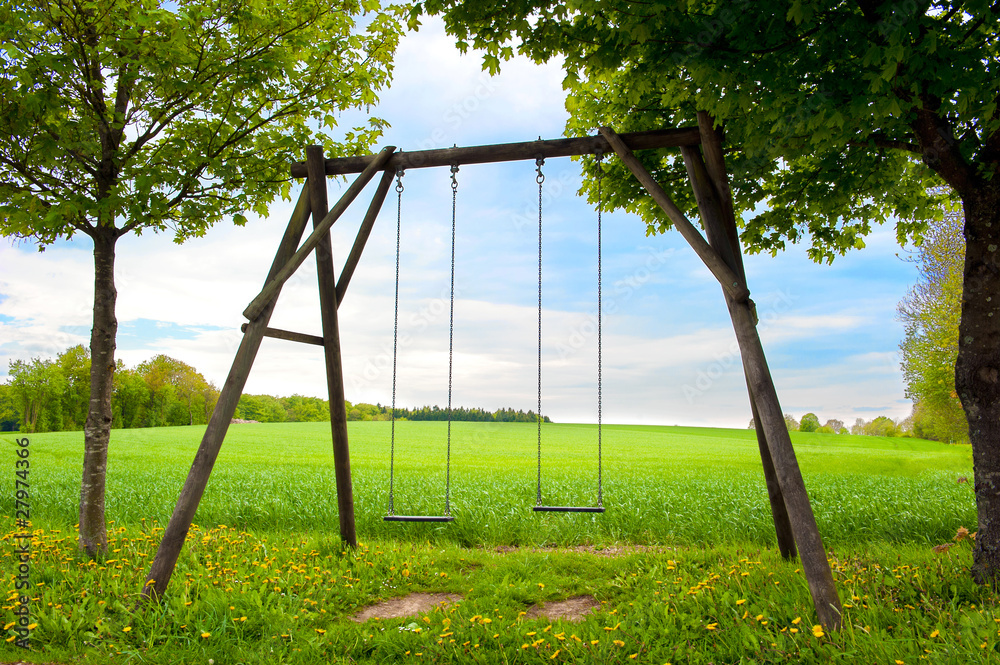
xmin=0 ymin=18 xmax=919 ymax=428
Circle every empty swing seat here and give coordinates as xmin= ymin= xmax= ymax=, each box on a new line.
xmin=533 ymin=506 xmax=605 ymax=513
xmin=384 ymin=515 xmax=455 ymax=522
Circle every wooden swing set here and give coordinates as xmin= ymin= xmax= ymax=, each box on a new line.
xmin=140 ymin=114 xmax=843 ymax=628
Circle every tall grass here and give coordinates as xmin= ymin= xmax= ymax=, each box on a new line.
xmin=2 ymin=422 xmax=974 ymax=548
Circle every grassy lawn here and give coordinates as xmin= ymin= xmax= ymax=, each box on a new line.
xmin=1 ymin=423 xmax=994 ymax=663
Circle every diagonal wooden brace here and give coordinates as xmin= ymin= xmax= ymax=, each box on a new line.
xmin=141 ymin=186 xmax=313 ymax=602
xmin=243 ymin=145 xmax=396 ymax=321
xmin=598 ymin=127 xmax=749 ymax=302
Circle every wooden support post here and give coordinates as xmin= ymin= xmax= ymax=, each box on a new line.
xmin=597 ymin=128 xmax=749 ymax=303
xmin=244 ymin=146 xmax=396 ymax=322
xmin=142 ymin=187 xmax=313 ymax=601
xmin=306 ymin=145 xmax=357 ymax=549
xmin=694 ymin=113 xmax=797 ymax=561
xmin=680 ymin=144 xmax=842 ymax=629
xmin=336 ymin=167 xmax=395 ymax=305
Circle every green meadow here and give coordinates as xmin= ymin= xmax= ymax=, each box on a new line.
xmin=4 ymin=422 xmax=976 ymax=545
xmin=3 ymin=423 xmax=995 ymax=664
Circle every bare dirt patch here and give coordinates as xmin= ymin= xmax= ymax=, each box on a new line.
xmin=351 ymin=592 xmax=463 ymax=622
xmin=526 ymin=595 xmax=600 ymax=622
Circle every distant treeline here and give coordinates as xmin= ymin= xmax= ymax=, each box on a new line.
xmin=1 ymin=346 xmax=219 ymax=433
xmin=237 ymin=394 xmax=551 ymax=424
xmin=1 ymin=346 xmax=550 ymax=432
xmin=752 ymin=412 xmax=920 ymax=439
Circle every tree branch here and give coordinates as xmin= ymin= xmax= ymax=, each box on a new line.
xmin=910 ymin=93 xmax=983 ymax=194
xmin=849 ymin=134 xmax=922 ymax=153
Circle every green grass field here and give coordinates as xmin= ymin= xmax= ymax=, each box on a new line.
xmin=2 ymin=421 xmax=976 ymax=546
xmin=2 ymin=422 xmax=994 ymax=664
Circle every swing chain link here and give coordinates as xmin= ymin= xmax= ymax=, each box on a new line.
xmin=596 ymin=151 xmax=604 ymax=507
xmin=445 ymin=163 xmax=459 ymax=515
xmin=536 ymin=155 xmax=544 ymax=506
xmin=388 ymin=167 xmax=405 ymax=517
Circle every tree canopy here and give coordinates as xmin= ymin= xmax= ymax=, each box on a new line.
xmin=0 ymin=0 xmax=401 ymax=244
xmin=422 ymin=0 xmax=996 ymax=258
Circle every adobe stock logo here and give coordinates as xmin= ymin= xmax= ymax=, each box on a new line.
xmin=682 ymin=289 xmax=797 ymax=403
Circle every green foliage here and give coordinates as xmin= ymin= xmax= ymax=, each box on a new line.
xmin=56 ymin=344 xmax=90 ymax=430
xmin=823 ymin=418 xmax=845 ymax=434
xmin=235 ymin=393 xmax=289 ymax=423
xmin=799 ymin=412 xmax=821 ymax=432
xmin=851 ymin=416 xmax=905 ymax=437
xmin=112 ymin=364 xmax=150 ymax=429
xmin=7 ymin=356 xmax=66 ymax=432
xmin=0 ymin=383 xmax=20 ymax=431
xmin=423 ymin=1 xmax=997 ymax=261
xmin=898 ymin=201 xmax=969 ymax=443
xmin=136 ymin=354 xmax=218 ymax=427
xmin=783 ymin=413 xmax=799 ymax=431
xmin=0 ymin=0 xmax=403 ymax=245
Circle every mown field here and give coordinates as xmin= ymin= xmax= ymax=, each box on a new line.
xmin=2 ymin=422 xmax=995 ymax=664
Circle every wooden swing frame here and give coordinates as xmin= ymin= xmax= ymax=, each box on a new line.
xmin=140 ymin=116 xmax=843 ymax=628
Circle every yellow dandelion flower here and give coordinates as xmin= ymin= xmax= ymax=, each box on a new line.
xmin=792 ymin=617 xmax=801 ymax=625
xmin=315 ymin=628 xmax=326 ymax=634
xmin=812 ymin=625 xmax=824 ymax=638
xmin=26 ymin=623 xmax=37 ymax=630
xmin=930 ymin=629 xmax=940 ymax=638
xmin=122 ymin=626 xmax=131 ymax=633
xmin=736 ymin=599 xmax=746 ymax=605
xmin=706 ymin=623 xmax=718 ymax=631
xmin=550 ymin=650 xmax=560 ymax=659
xmin=790 ymin=628 xmax=799 ymax=634
xmin=3 ymin=622 xmax=15 ymax=630
xmin=613 ymin=639 xmax=626 ymax=647
xmin=895 ymin=661 xmax=904 ymax=665
xmin=201 ymin=632 xmax=211 ymax=639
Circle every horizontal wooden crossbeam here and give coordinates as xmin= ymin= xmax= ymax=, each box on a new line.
xmin=290 ymin=127 xmax=702 ymax=177
xmin=240 ymin=324 xmax=324 ymax=347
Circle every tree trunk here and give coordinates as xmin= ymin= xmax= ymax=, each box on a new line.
xmin=956 ymin=179 xmax=1000 ymax=585
xmin=79 ymin=230 xmax=118 ymax=557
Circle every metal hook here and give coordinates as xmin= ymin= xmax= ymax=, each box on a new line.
xmin=450 ymin=163 xmax=459 ymax=191
xmin=395 ymin=167 xmax=405 ymax=193
xmin=535 ymin=155 xmax=545 ymax=185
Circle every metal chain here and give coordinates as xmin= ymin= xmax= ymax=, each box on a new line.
xmin=388 ymin=167 xmax=404 ymax=516
xmin=535 ymin=156 xmax=544 ymax=507
xmin=445 ymin=163 xmax=459 ymax=515
xmin=596 ymin=152 xmax=604 ymax=507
